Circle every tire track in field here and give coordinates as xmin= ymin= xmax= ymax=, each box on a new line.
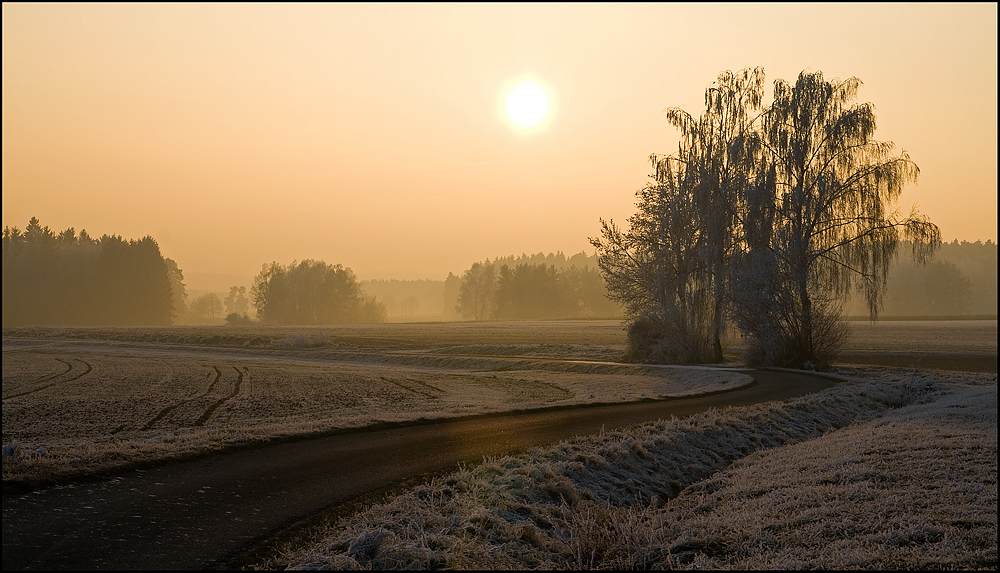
xmin=3 ymin=357 xmax=72 ymax=397
xmin=142 ymin=366 xmax=223 ymax=431
xmin=381 ymin=377 xmax=443 ymax=399
xmin=111 ymin=359 xmax=177 ymax=435
xmin=195 ymin=366 xmax=245 ymax=427
xmin=2 ymin=359 xmax=93 ymax=401
xmin=155 ymin=358 xmax=175 ymax=388
xmin=237 ymin=366 xmax=250 ymax=397
xmin=406 ymin=377 xmax=445 ymax=395
xmin=470 ymin=373 xmax=574 ymax=403
xmin=530 ymin=379 xmax=574 ymax=400
xmin=34 ymin=358 xmax=74 ymax=383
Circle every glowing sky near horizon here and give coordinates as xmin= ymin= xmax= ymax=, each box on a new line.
xmin=3 ymin=3 xmax=996 ymax=290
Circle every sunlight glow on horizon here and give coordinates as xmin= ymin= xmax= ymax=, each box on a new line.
xmin=2 ymin=3 xmax=995 ymax=288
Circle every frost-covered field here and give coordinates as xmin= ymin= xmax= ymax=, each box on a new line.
xmin=284 ymin=369 xmax=997 ymax=570
xmin=835 ymin=320 xmax=998 ymax=372
xmin=2 ymin=322 xmax=748 ymax=486
xmin=3 ymin=321 xmax=996 ymax=567
xmin=843 ymin=320 xmax=997 ymax=353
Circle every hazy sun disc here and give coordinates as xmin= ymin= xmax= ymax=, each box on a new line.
xmin=507 ymin=84 xmax=547 ymax=126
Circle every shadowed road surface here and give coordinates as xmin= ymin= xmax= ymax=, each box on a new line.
xmin=3 ymin=369 xmax=835 ymax=570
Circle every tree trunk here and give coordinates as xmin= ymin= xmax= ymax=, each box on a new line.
xmin=798 ymin=278 xmax=813 ymax=365
xmin=711 ymin=295 xmax=724 ymax=363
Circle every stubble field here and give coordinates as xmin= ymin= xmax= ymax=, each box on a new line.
xmin=4 ymin=321 xmax=752 ymax=488
xmin=2 ymin=320 xmax=996 ymax=569
xmin=835 ymin=320 xmax=998 ymax=372
xmin=3 ymin=320 xmax=994 ymax=491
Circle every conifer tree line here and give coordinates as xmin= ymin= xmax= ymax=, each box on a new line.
xmin=2 ymin=217 xmax=175 ymax=326
xmin=450 ymin=252 xmax=623 ymax=320
xmin=592 ymin=68 xmax=942 ymax=369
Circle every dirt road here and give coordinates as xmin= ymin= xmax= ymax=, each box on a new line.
xmin=2 ymin=369 xmax=835 ymax=570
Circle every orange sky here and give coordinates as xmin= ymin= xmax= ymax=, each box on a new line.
xmin=3 ymin=3 xmax=996 ymax=290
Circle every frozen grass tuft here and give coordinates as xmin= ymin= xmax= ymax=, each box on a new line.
xmin=2 ymin=440 xmax=46 ymax=462
xmin=282 ymin=373 xmax=998 ymax=570
xmin=2 ymin=440 xmax=21 ymax=460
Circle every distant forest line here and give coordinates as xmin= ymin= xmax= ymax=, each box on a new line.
xmin=3 ymin=218 xmax=174 ymax=326
xmin=365 ymin=251 xmax=622 ymax=321
xmin=842 ymin=240 xmax=997 ymax=318
xmin=369 ymin=242 xmax=997 ymax=322
xmin=2 ymin=218 xmax=996 ymax=327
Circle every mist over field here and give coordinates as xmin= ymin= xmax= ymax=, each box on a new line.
xmin=2 ymin=217 xmax=996 ymax=328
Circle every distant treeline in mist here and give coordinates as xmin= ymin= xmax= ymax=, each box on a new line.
xmin=448 ymin=251 xmax=624 ymax=321
xmin=842 ymin=240 xmax=997 ymax=317
xmin=1 ymin=218 xmax=385 ymax=327
xmin=362 ymin=251 xmax=620 ymax=321
xmin=2 ymin=218 xmax=174 ymax=326
xmin=370 ymin=243 xmax=995 ymax=323
xmin=5 ymin=216 xmax=991 ymax=327
xmin=250 ymin=260 xmax=386 ymax=324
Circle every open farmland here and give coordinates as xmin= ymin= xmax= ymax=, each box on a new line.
xmin=3 ymin=321 xmax=749 ymax=488
xmin=2 ymin=320 xmax=996 ymax=569
xmin=3 ymin=320 xmax=995 ymax=490
xmin=723 ymin=319 xmax=998 ymax=372
xmin=836 ymin=320 xmax=998 ymax=372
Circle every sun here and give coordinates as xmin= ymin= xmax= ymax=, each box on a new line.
xmin=507 ymin=83 xmax=548 ymax=126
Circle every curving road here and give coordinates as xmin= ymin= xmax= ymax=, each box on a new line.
xmin=2 ymin=368 xmax=836 ymax=570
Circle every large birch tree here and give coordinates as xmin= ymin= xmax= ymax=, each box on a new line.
xmin=664 ymin=68 xmax=766 ymax=361
xmin=595 ymin=68 xmax=940 ymax=369
xmin=735 ymin=71 xmax=940 ymax=367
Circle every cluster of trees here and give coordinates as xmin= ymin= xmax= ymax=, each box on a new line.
xmin=182 ymin=286 xmax=250 ymax=322
xmin=188 ymin=292 xmax=223 ymax=320
xmin=2 ymin=218 xmax=388 ymax=327
xmin=492 ymin=251 xmax=596 ymax=270
xmin=174 ymin=286 xmax=252 ymax=324
xmin=223 ymin=285 xmax=251 ymax=322
xmin=593 ymin=69 xmax=941 ymax=368
xmin=250 ymin=260 xmax=386 ymax=324
xmin=2 ymin=218 xmax=174 ymax=326
xmin=450 ymin=253 xmax=622 ymax=320
xmin=362 ymin=254 xmax=621 ymax=322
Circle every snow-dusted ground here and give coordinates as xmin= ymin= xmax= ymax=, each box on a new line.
xmin=285 ymin=368 xmax=997 ymax=570
xmin=3 ymin=328 xmax=747 ymax=485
